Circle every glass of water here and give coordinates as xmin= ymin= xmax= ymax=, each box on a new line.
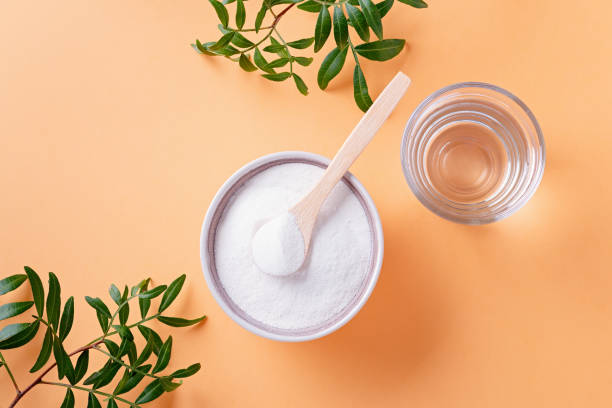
xmin=401 ymin=82 xmax=545 ymax=224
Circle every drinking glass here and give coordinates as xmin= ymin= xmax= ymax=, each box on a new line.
xmin=401 ymin=82 xmax=545 ymax=224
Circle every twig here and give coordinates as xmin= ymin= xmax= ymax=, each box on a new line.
xmin=0 ymin=352 xmax=20 ymax=394
xmin=8 ymin=340 xmax=103 ymax=408
xmin=40 ymin=381 xmax=140 ymax=408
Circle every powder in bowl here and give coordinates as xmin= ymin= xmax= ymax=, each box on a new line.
xmin=213 ymin=162 xmax=373 ymax=331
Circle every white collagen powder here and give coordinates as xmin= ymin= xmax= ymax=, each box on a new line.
xmin=214 ymin=162 xmax=372 ymax=330
xmin=251 ymin=212 xmax=305 ymax=277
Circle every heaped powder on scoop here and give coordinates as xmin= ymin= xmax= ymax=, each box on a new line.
xmin=214 ymin=162 xmax=372 ymax=330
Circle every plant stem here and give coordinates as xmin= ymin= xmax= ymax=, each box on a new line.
xmin=40 ymin=381 xmax=140 ymax=408
xmin=92 ymin=346 xmax=161 ymax=381
xmin=313 ymin=0 xmax=350 ymax=5
xmin=272 ymin=27 xmax=293 ymax=74
xmin=104 ymin=293 xmax=141 ymax=339
xmin=0 ymin=352 xmax=20 ymax=394
xmin=7 ymin=341 xmax=104 ymax=408
xmin=347 ymin=36 xmax=361 ymax=66
xmin=241 ymin=2 xmax=296 ymax=54
xmin=88 ymin=313 xmax=160 ymax=345
xmin=227 ymin=25 xmax=273 ymax=32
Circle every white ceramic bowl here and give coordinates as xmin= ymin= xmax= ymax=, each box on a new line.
xmin=200 ymin=151 xmax=384 ymax=342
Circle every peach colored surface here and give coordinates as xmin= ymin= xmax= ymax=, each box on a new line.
xmin=1 ymin=0 xmax=611 ymax=407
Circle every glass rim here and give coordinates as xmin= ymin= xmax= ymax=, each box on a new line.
xmin=401 ymin=82 xmax=546 ymax=225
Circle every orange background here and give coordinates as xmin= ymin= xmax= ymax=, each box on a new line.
xmin=1 ymin=0 xmax=612 ymax=406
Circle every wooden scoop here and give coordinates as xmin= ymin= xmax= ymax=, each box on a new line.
xmin=252 ymin=72 xmax=411 ymax=276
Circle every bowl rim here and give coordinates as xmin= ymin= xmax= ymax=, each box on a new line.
xmin=200 ymin=151 xmax=384 ymax=342
xmin=400 ymin=81 xmax=546 ymax=224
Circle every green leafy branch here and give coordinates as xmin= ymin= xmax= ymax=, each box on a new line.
xmin=0 ymin=267 xmax=206 ymax=408
xmin=193 ymin=0 xmax=427 ymax=111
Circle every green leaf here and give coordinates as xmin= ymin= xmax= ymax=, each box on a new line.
xmin=114 ymin=369 xmax=132 ymax=396
xmin=239 ymin=54 xmax=258 ymax=72
xmin=293 ymin=56 xmax=313 ymax=66
xmin=46 ymin=272 xmax=61 ymax=331
xmin=287 ymin=37 xmax=315 ymax=49
xmin=270 ymin=37 xmax=289 ymax=58
xmin=131 ymin=279 xmax=150 ymax=297
xmin=297 ymin=0 xmax=322 ymax=12
xmin=24 ymin=267 xmax=44 ymax=316
xmin=0 ymin=301 xmax=33 ymax=321
xmin=346 ymin=4 xmax=370 ymax=41
xmin=109 ymin=284 xmax=121 ymax=305
xmin=96 ymin=311 xmax=109 ymax=332
xmin=157 ymin=315 xmax=207 ymax=327
xmin=314 ymin=6 xmax=332 ymax=52
xmin=93 ymin=361 xmax=122 ymax=389
xmin=353 ymin=65 xmax=373 ymax=111
xmin=118 ymin=302 xmax=129 ymax=326
xmin=115 ymin=368 xmax=143 ymax=395
xmin=213 ymin=44 xmax=240 ymax=56
xmin=317 ymin=46 xmax=349 ymax=90
xmin=398 ymin=0 xmax=427 ymax=7
xmin=104 ymin=339 xmax=119 ymax=356
xmin=254 ymin=48 xmax=275 ymax=73
xmin=208 ymin=0 xmax=229 ymax=27
xmin=58 ymin=296 xmax=74 ymax=342
xmin=354 ymin=39 xmax=405 ymax=60
xmin=255 ymin=3 xmax=267 ymax=33
xmin=30 ymin=327 xmax=53 ymax=372
xmin=376 ymin=0 xmax=394 ymax=17
xmin=107 ymin=399 xmax=118 ymax=408
xmin=219 ymin=25 xmax=254 ymax=48
xmin=0 ymin=274 xmax=27 ymax=295
xmin=139 ymin=297 xmax=151 ymax=323
xmin=171 ymin=363 xmax=201 ymax=378
xmin=152 ymin=336 xmax=172 ymax=374
xmin=87 ymin=392 xmax=102 ymax=408
xmin=209 ymin=32 xmax=235 ymax=51
xmin=160 ymin=377 xmax=182 ymax=392
xmin=263 ymin=44 xmax=285 ymax=53
xmin=60 ymin=389 xmax=75 ymax=408
xmin=73 ymin=349 xmax=89 ymax=383
xmin=125 ymin=339 xmax=138 ymax=365
xmin=158 ymin=275 xmax=186 ymax=313
xmin=117 ymin=364 xmax=152 ymax=395
xmin=113 ymin=325 xmax=134 ymax=341
xmin=85 ymin=296 xmax=111 ymax=319
xmin=0 ymin=323 xmax=28 ymax=341
xmin=194 ymin=40 xmax=217 ymax=56
xmin=83 ymin=367 xmax=102 ymax=385
xmin=358 ymin=0 xmax=383 ymax=40
xmin=0 ymin=320 xmax=39 ymax=349
xmin=266 ymin=58 xmax=290 ymax=69
xmin=236 ymin=0 xmax=246 ymax=29
xmin=52 ymin=339 xmax=72 ymax=380
xmin=138 ymin=325 xmax=163 ymax=355
xmin=136 ymin=379 xmax=165 ymax=404
xmin=134 ymin=334 xmax=154 ymax=366
xmin=138 ymin=285 xmax=167 ymax=300
xmin=333 ymin=6 xmax=349 ymax=48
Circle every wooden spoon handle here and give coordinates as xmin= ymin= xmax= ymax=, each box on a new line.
xmin=292 ymin=72 xmax=411 ymax=237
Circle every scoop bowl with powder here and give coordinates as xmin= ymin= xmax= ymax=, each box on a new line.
xmin=200 ymin=152 xmax=384 ymax=342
